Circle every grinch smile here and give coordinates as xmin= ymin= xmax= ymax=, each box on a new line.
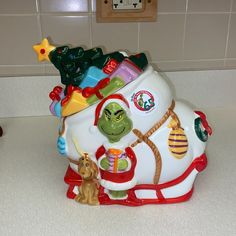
xmin=101 ymin=126 xmax=126 ymax=136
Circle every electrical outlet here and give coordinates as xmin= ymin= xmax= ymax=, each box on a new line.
xmin=96 ymin=0 xmax=157 ymax=23
xmin=112 ymin=0 xmax=143 ymax=10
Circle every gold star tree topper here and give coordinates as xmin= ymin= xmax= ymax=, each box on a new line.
xmin=33 ymin=38 xmax=56 ymax=62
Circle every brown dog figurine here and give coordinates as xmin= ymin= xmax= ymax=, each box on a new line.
xmin=75 ymin=154 xmax=99 ymax=205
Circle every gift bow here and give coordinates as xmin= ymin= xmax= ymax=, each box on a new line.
xmin=82 ymin=78 xmax=110 ymax=99
xmin=61 ymin=85 xmax=81 ymax=106
xmin=49 ymin=86 xmax=63 ymax=101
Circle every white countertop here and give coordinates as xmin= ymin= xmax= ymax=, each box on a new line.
xmin=0 ymin=108 xmax=236 ymax=236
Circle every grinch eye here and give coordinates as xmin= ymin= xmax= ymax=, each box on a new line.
xmin=116 ymin=114 xmax=123 ymax=121
xmin=115 ymin=110 xmax=124 ymax=121
xmin=105 ymin=113 xmax=111 ymax=120
xmin=104 ymin=109 xmax=111 ymax=120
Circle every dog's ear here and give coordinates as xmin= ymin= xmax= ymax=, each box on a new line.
xmin=90 ymin=160 xmax=98 ymax=178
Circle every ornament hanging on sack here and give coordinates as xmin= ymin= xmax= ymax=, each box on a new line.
xmin=168 ymin=117 xmax=188 ymax=159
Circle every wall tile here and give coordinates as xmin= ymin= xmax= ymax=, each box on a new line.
xmin=184 ymin=14 xmax=228 ymax=60
xmin=41 ymin=15 xmax=91 ymax=48
xmin=0 ymin=65 xmax=44 ymax=76
xmin=0 ymin=0 xmax=236 ymax=75
xmin=188 ymin=0 xmax=231 ymax=12
xmin=91 ymin=16 xmax=138 ymax=53
xmin=153 ymin=60 xmax=224 ymax=71
xmin=39 ymin=0 xmax=88 ymax=12
xmin=0 ymin=16 xmax=41 ymax=65
xmin=225 ymin=59 xmax=236 ymax=68
xmin=227 ymin=14 xmax=236 ymax=58
xmin=233 ymin=0 xmax=236 ymax=12
xmin=140 ymin=14 xmax=185 ymax=61
xmin=0 ymin=0 xmax=37 ymax=13
xmin=44 ymin=64 xmax=60 ymax=75
xmin=158 ymin=0 xmax=187 ymax=13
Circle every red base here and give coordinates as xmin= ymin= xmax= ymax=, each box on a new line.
xmin=98 ymin=186 xmax=194 ymax=206
xmin=64 ymin=153 xmax=207 ymax=206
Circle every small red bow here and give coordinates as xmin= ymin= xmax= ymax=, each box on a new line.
xmin=49 ymin=86 xmax=63 ymax=101
xmin=61 ymin=85 xmax=82 ymax=106
xmin=82 ymin=78 xmax=110 ymax=99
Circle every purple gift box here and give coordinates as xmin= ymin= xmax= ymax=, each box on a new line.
xmin=110 ymin=59 xmax=142 ymax=84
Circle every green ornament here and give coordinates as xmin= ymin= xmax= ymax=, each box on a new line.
xmin=194 ymin=117 xmax=208 ymax=142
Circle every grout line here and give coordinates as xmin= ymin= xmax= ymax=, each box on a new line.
xmin=224 ymin=0 xmax=234 ymax=66
xmin=39 ymin=12 xmax=91 ymax=16
xmin=186 ymin=11 xmax=232 ymax=14
xmin=0 ymin=12 xmax=234 ymax=17
xmin=158 ymin=11 xmax=232 ymax=15
xmin=181 ymin=0 xmax=188 ymax=60
xmin=35 ymin=0 xmax=39 ymax=13
xmin=89 ymin=13 xmax=93 ymax=48
xmin=185 ymin=0 xmax=189 ymax=12
xmin=152 ymin=59 xmax=225 ymax=63
xmin=0 ymin=65 xmax=45 ymax=67
xmin=88 ymin=0 xmax=92 ymax=13
xmin=1 ymin=58 xmax=235 ymax=67
xmin=137 ymin=23 xmax=140 ymax=52
xmin=0 ymin=12 xmax=235 ymax=17
xmin=0 ymin=12 xmax=91 ymax=17
xmin=88 ymin=0 xmax=96 ymax=14
xmin=0 ymin=13 xmax=38 ymax=16
xmin=35 ymin=0 xmax=44 ymax=73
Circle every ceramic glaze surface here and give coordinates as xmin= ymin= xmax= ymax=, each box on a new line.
xmin=33 ymin=39 xmax=212 ymax=206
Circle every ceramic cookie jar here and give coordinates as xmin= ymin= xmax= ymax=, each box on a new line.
xmin=33 ymin=39 xmax=212 ymax=206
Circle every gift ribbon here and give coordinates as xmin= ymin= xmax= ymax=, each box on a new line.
xmin=82 ymin=77 xmax=110 ymax=99
xmin=61 ymin=85 xmax=82 ymax=106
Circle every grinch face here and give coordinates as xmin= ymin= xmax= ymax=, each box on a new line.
xmin=97 ymin=102 xmax=133 ymax=143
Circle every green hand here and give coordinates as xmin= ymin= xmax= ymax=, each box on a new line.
xmin=100 ymin=157 xmax=110 ymax=170
xmin=118 ymin=159 xmax=128 ymax=171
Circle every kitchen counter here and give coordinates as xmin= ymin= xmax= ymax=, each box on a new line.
xmin=0 ymin=108 xmax=235 ymax=236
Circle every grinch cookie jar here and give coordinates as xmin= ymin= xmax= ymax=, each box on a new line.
xmin=33 ymin=39 xmax=212 ymax=206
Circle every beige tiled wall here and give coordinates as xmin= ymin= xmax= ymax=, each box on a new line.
xmin=1 ymin=0 xmax=236 ymax=76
